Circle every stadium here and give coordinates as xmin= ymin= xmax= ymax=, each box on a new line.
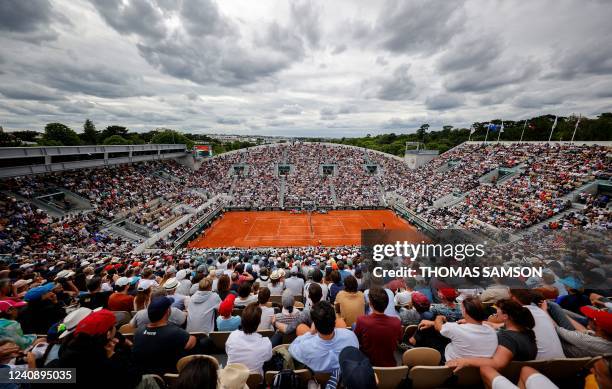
xmin=0 ymin=139 xmax=610 ymax=389
xmin=1 ymin=0 xmax=612 ymax=388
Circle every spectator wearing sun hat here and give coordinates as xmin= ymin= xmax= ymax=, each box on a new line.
xmin=0 ymin=300 xmax=35 ymax=349
xmin=20 ymin=283 xmax=65 ymax=335
xmin=49 ymin=309 xmax=142 ymax=389
xmin=164 ymin=277 xmax=190 ymax=311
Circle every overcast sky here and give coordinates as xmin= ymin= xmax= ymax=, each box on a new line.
xmin=1 ymin=0 xmax=611 ymax=137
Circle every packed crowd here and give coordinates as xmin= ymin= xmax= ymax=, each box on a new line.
xmin=0 ymin=243 xmax=608 ymax=388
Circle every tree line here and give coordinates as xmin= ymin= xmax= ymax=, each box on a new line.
xmin=0 ymin=113 xmax=610 ymax=156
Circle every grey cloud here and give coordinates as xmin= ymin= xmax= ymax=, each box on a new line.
xmin=372 ymin=0 xmax=465 ymax=54
xmin=40 ymin=62 xmax=151 ymax=98
xmin=290 ymin=0 xmax=322 ymax=48
xmin=437 ymin=36 xmax=503 ymax=73
xmin=0 ymin=0 xmax=58 ymax=42
xmin=375 ymin=64 xmax=416 ymax=101
xmin=332 ymin=44 xmax=347 ymax=55
xmin=425 ymin=94 xmax=464 ymax=111
xmin=267 ymin=119 xmax=294 ymax=127
xmin=280 ymin=104 xmax=303 ymax=115
xmin=513 ymin=92 xmax=567 ymax=109
xmin=552 ymin=40 xmax=612 ymax=80
xmin=180 ymin=0 xmax=234 ymax=37
xmin=338 ymin=105 xmax=358 ymax=114
xmin=216 ymin=117 xmax=243 ymax=125
xmin=90 ymin=0 xmax=167 ymax=39
xmin=320 ymin=108 xmax=337 ymax=120
xmin=445 ymin=60 xmax=540 ymax=93
xmin=0 ymin=83 xmax=64 ymax=101
xmin=376 ymin=56 xmax=388 ymax=66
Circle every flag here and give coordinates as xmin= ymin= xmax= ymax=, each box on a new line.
xmin=551 ymin=116 xmax=558 ymax=131
xmin=469 ymin=125 xmax=476 ymax=134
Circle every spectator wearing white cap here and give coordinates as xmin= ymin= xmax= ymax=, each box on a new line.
xmin=175 ymin=270 xmax=192 ymax=296
xmin=107 ymin=277 xmax=134 ymax=312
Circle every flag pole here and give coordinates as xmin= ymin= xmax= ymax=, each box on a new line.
xmin=548 ymin=116 xmax=558 ymax=142
xmin=484 ymin=126 xmax=490 ymax=144
xmin=519 ymin=120 xmax=528 ymax=143
xmin=570 ymin=115 xmax=581 ymax=144
xmin=497 ymin=120 xmax=503 ymax=142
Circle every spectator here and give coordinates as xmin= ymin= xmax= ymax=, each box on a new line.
xmin=354 ymin=286 xmax=402 ymax=367
xmin=0 ymin=300 xmax=36 ymax=349
xmin=234 ymin=282 xmax=257 ymax=308
xmin=551 ymin=305 xmax=612 ymax=357
xmin=284 ymin=267 xmax=305 ymax=297
xmin=133 ymin=284 xmax=152 ymax=311
xmin=268 ymin=271 xmax=284 ymax=295
xmin=328 ymin=270 xmax=343 ymax=304
xmin=79 ymin=276 xmax=111 ymax=310
xmin=430 ymin=288 xmax=463 ymax=322
xmin=256 ymin=287 xmax=275 ymax=331
xmin=419 ymin=296 xmax=498 ymax=362
xmin=334 ymin=275 xmax=365 ymax=327
xmin=480 ymin=366 xmax=560 ymax=389
xmin=50 ymin=309 xmax=142 ymax=389
xmin=304 ymin=268 xmax=328 ymax=307
xmin=20 ymin=283 xmax=65 ymax=335
xmin=163 ymin=278 xmax=189 ymax=311
xmin=130 ymin=289 xmax=186 ymax=329
xmin=446 ymin=299 xmax=537 ymax=371
xmin=186 ymin=278 xmax=221 ymax=333
xmin=273 ymin=290 xmax=301 ymax=334
xmin=225 ymin=302 xmax=273 ymax=375
xmin=107 ymin=277 xmax=134 ymax=312
xmin=216 ymin=274 xmax=233 ymax=301
xmin=289 ymin=301 xmax=359 ymax=373
xmin=132 ymin=296 xmax=197 ymax=375
xmin=175 ymin=357 xmax=218 ymax=389
xmin=216 ymin=294 xmax=241 ymax=331
xmin=510 ymin=289 xmax=565 ymax=359
xmin=255 ymin=268 xmax=270 ymax=288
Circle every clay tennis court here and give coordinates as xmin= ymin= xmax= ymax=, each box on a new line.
xmin=188 ymin=209 xmax=421 ymax=248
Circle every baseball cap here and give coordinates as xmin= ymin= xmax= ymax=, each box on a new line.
xmin=23 ymin=283 xmax=55 ymax=302
xmin=394 ymin=291 xmax=412 ymax=307
xmin=148 ymin=296 xmax=174 ymax=322
xmin=0 ymin=300 xmax=26 ymax=312
xmin=339 ymin=347 xmax=376 ymax=389
xmin=438 ymin=288 xmax=459 ymax=301
xmin=74 ymin=309 xmax=116 ymax=336
xmin=115 ymin=277 xmax=130 ymax=287
xmin=580 ymin=306 xmax=612 ymax=333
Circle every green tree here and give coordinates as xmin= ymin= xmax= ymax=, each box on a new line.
xmin=99 ymin=125 xmax=128 ymax=142
xmin=0 ymin=131 xmax=22 ymax=147
xmin=150 ymin=129 xmax=194 ymax=149
xmin=41 ymin=123 xmax=81 ymax=146
xmin=102 ymin=135 xmax=131 ymax=145
xmin=10 ymin=130 xmax=39 ymax=143
xmin=81 ymin=119 xmax=99 ymax=145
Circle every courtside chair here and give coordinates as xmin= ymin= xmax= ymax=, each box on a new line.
xmin=402 ymin=347 xmax=441 ymax=369
xmin=374 ymin=366 xmax=409 ymax=389
xmin=408 ymin=366 xmax=453 ymax=389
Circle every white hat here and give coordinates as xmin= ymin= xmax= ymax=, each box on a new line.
xmin=55 ymin=270 xmax=75 ymax=280
xmin=164 ymin=277 xmax=179 ymax=290
xmin=115 ymin=277 xmax=130 ymax=287
xmin=218 ymin=363 xmax=250 ymax=389
xmin=137 ymin=279 xmax=157 ymax=291
xmin=176 ymin=270 xmax=187 ymax=281
xmin=13 ymin=279 xmax=32 ymax=289
xmin=270 ymin=270 xmax=281 ymax=281
xmin=394 ymin=291 xmax=413 ymax=307
xmin=59 ymin=307 xmax=92 ymax=339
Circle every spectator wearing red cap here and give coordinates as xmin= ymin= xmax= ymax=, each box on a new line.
xmin=49 ymin=309 xmax=142 ymax=389
xmin=132 ymin=297 xmax=197 ymax=376
xmin=217 ymin=294 xmax=241 ymax=331
xmin=541 ymin=302 xmax=612 ymax=357
xmin=430 ymin=288 xmax=463 ymax=322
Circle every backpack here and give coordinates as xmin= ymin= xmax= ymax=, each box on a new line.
xmin=271 ymin=369 xmax=302 ymax=389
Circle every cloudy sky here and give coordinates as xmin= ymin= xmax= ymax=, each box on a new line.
xmin=1 ymin=0 xmax=611 ymax=137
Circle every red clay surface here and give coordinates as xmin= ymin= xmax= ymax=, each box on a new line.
xmin=188 ymin=210 xmax=422 ymax=248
